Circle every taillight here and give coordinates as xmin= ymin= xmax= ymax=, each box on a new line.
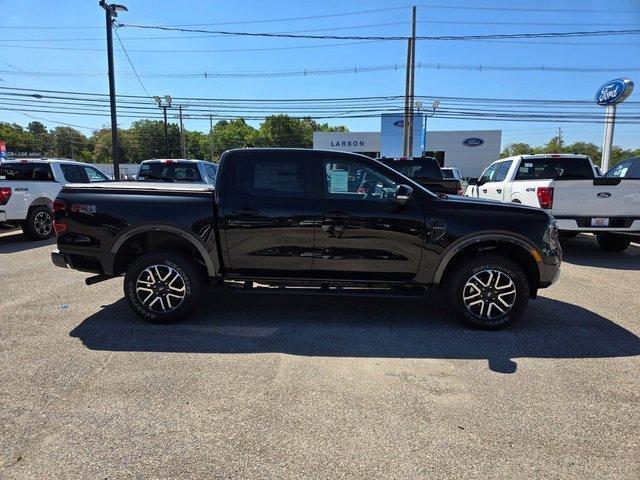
xmin=53 ymin=200 xmax=68 ymax=235
xmin=536 ymin=186 xmax=554 ymax=209
xmin=0 ymin=187 xmax=11 ymax=205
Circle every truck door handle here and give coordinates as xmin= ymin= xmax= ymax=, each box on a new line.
xmin=482 ymin=189 xmax=488 ymax=193
xmin=496 ymin=189 xmax=502 ymax=194
xmin=233 ymin=207 xmax=259 ymax=216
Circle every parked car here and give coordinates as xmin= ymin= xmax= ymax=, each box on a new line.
xmin=377 ymin=156 xmax=464 ymax=195
xmin=441 ymin=167 xmax=468 ymax=192
xmin=604 ymin=157 xmax=640 ymax=179
xmin=465 ymin=154 xmax=640 ymax=251
xmin=0 ymin=158 xmax=109 ymax=240
xmin=52 ymin=148 xmax=561 ymax=329
xmin=136 ymin=159 xmax=217 ymax=184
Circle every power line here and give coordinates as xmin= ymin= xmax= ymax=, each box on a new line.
xmin=114 ymin=24 xmax=640 ymax=41
xmin=113 ymin=29 xmax=153 ymax=99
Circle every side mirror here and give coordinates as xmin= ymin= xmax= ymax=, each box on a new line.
xmin=467 ymin=177 xmax=478 ymax=186
xmin=476 ymin=178 xmax=486 ymax=186
xmin=395 ymin=184 xmax=413 ymax=205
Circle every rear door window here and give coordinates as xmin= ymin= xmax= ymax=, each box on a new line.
xmin=0 ymin=163 xmax=54 ymax=181
xmin=605 ymin=162 xmax=633 ymax=178
xmin=235 ymin=157 xmax=305 ymax=198
xmin=515 ymin=157 xmax=595 ymax=180
xmin=138 ymin=162 xmax=203 ymax=182
xmin=60 ymin=164 xmax=88 ymax=183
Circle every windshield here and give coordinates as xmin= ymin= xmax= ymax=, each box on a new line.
xmin=441 ymin=169 xmax=454 ymax=179
xmin=137 ymin=162 xmax=203 ymax=182
xmin=514 ymin=157 xmax=595 ymax=180
xmin=380 ymin=158 xmax=443 ymax=180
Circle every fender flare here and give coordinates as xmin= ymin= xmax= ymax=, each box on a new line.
xmin=110 ymin=224 xmax=220 ymax=277
xmin=432 ymin=232 xmax=542 ymax=286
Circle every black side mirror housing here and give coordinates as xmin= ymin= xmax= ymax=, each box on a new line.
xmin=396 ymin=184 xmax=413 ymax=205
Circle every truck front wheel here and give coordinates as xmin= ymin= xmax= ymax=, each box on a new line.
xmin=124 ymin=251 xmax=202 ymax=323
xmin=596 ymin=233 xmax=631 ymax=252
xmin=446 ymin=254 xmax=530 ymax=329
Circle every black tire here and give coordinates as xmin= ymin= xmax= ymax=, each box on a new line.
xmin=22 ymin=206 xmax=54 ymax=240
xmin=596 ymin=233 xmax=631 ymax=252
xmin=446 ymin=254 xmax=530 ymax=329
xmin=123 ymin=251 xmax=202 ymax=323
xmin=559 ymin=231 xmax=579 ymax=239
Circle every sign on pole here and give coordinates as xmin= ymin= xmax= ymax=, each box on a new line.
xmin=595 ymin=78 xmax=634 ymax=172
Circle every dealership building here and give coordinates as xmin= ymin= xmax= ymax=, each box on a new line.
xmin=313 ymin=115 xmax=501 ymax=178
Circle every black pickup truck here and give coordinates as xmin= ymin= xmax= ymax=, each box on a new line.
xmin=51 ymin=149 xmax=561 ymax=329
xmin=378 ymin=156 xmax=464 ymax=195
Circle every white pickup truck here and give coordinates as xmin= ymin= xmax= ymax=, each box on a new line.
xmin=466 ymin=154 xmax=640 ymax=252
xmin=0 ymin=158 xmax=109 ymax=240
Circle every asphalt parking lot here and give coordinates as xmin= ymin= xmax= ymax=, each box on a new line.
xmin=1 ymin=230 xmax=639 ymax=479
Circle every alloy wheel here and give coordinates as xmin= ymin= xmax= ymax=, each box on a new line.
xmin=463 ymin=269 xmax=516 ymax=320
xmin=135 ymin=264 xmax=187 ymax=313
xmin=34 ymin=211 xmax=52 ymax=237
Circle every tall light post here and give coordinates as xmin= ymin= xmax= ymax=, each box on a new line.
xmin=153 ymin=95 xmax=172 ymax=157
xmin=416 ymin=100 xmax=439 ymax=157
xmin=99 ymin=1 xmax=128 ymax=180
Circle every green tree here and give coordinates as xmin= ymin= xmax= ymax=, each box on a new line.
xmin=501 ymin=142 xmax=534 ymax=157
xmin=564 ymin=142 xmax=601 ymax=166
xmin=210 ymin=118 xmax=258 ymax=154
xmin=50 ymin=126 xmax=88 ymax=159
xmin=0 ymin=122 xmax=37 ymax=154
xmin=90 ymin=128 xmax=135 ymax=163
xmin=128 ymin=119 xmax=181 ymax=161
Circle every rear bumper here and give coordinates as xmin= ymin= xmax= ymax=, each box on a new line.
xmin=0 ymin=211 xmax=6 ymax=222
xmin=51 ymin=248 xmax=115 ymax=274
xmin=555 ymin=217 xmax=640 ymax=232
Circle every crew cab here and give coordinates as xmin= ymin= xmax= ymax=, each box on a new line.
xmin=51 ymin=149 xmax=561 ymax=329
xmin=0 ymin=158 xmax=109 ymax=240
xmin=465 ymin=154 xmax=640 ymax=251
xmin=137 ymin=159 xmax=218 ymax=184
xmin=378 ymin=156 xmax=464 ymax=195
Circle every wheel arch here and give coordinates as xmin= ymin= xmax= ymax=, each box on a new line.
xmin=28 ymin=197 xmax=54 ymax=210
xmin=434 ymin=234 xmax=542 ymax=294
xmin=111 ymin=225 xmax=219 ymax=277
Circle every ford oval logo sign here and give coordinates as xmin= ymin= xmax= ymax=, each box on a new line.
xmin=597 ymin=192 xmax=612 ymax=198
xmin=462 ymin=137 xmax=484 ymax=147
xmin=393 ymin=120 xmax=405 ymax=127
xmin=596 ymin=78 xmax=634 ymax=106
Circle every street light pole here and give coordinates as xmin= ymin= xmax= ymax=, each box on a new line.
xmin=99 ymin=1 xmax=127 ymax=180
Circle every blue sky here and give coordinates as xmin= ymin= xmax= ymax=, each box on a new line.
xmin=1 ymin=0 xmax=639 ymax=149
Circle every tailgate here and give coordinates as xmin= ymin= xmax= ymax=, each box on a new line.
xmin=553 ymin=179 xmax=640 ymax=217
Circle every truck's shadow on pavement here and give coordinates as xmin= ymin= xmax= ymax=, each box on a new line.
xmin=0 ymin=231 xmax=55 ymax=254
xmin=70 ymin=289 xmax=640 ymax=374
xmin=561 ymin=234 xmax=640 ymax=270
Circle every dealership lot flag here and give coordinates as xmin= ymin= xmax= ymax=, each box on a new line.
xmin=0 ymin=140 xmax=6 ymax=161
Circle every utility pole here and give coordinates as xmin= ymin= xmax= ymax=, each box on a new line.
xmin=178 ymin=105 xmax=187 ymax=158
xmin=153 ymin=95 xmax=172 ymax=157
xmin=402 ymin=6 xmax=417 ymax=157
xmin=557 ymin=126 xmax=563 ymax=147
xmin=209 ymin=114 xmax=215 ymax=161
xmin=99 ymin=1 xmax=128 ymax=180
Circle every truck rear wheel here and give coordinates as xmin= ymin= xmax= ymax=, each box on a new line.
xmin=23 ymin=206 xmax=54 ymax=240
xmin=124 ymin=251 xmax=202 ymax=323
xmin=596 ymin=233 xmax=631 ymax=252
xmin=446 ymin=254 xmax=530 ymax=329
